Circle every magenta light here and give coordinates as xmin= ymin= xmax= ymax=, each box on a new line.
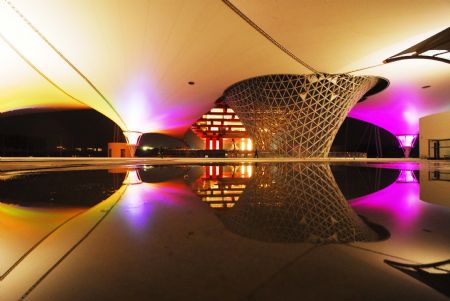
xmin=348 ymin=85 xmax=423 ymax=136
xmin=365 ymin=162 xmax=419 ymax=171
xmin=396 ymin=170 xmax=418 ymax=183
xmin=115 ymin=74 xmax=213 ymax=137
xmin=396 ymin=134 xmax=418 ymax=148
xmin=119 ymin=179 xmax=192 ymax=231
xmin=350 ymin=171 xmax=421 ymax=227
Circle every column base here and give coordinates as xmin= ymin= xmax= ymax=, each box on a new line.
xmin=123 ymin=131 xmax=143 ymax=157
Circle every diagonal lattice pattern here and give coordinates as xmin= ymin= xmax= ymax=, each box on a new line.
xmin=224 ymin=73 xmax=377 ymax=157
xmin=216 ymin=163 xmax=382 ymax=243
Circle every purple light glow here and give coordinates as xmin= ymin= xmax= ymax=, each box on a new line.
xmin=365 ymin=162 xmax=420 ymax=171
xmin=114 ymin=74 xmax=211 ymax=137
xmin=396 ymin=170 xmax=418 ymax=183
xmin=349 ymin=60 xmax=450 ymax=139
xmin=349 ymin=85 xmax=422 ymax=136
xmin=350 ymin=170 xmax=421 ymax=227
xmin=119 ymin=180 xmax=192 ymax=231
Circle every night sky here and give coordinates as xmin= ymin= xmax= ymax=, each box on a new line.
xmin=0 ymin=109 xmax=416 ymax=157
xmin=0 ymin=109 xmax=118 ymax=156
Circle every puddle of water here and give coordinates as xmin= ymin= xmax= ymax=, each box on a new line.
xmin=0 ymin=162 xmax=449 ymax=299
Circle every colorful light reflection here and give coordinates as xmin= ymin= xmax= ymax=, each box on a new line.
xmin=396 ymin=170 xmax=418 ymax=183
xmin=119 ymin=171 xmax=193 ymax=231
xmin=0 ymin=202 xmax=85 ymax=276
xmin=349 ymin=59 xmax=450 ymax=145
xmin=351 ymin=169 xmax=421 ymax=227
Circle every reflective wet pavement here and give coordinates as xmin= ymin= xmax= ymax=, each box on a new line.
xmin=0 ymin=162 xmax=449 ymax=300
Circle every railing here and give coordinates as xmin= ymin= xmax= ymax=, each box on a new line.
xmin=328 ymin=152 xmax=367 ymax=158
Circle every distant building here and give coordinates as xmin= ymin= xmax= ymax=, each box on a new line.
xmin=191 ymin=98 xmax=253 ymax=153
xmin=108 ymin=142 xmax=132 ymax=158
xmin=192 ymin=164 xmax=252 ymax=209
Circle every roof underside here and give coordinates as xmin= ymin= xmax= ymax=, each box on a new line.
xmin=0 ymin=0 xmax=449 ymax=137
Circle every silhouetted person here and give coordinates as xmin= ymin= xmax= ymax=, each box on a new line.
xmin=254 ymin=148 xmax=259 ymax=158
xmin=231 ymin=138 xmax=236 ymax=158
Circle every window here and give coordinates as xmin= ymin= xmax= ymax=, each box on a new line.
xmin=223 ymin=121 xmax=242 ymax=126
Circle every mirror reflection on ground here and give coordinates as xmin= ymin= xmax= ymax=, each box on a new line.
xmin=0 ymin=162 xmax=449 ymax=301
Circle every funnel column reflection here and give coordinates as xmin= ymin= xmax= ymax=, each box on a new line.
xmin=215 ymin=163 xmax=382 ymax=243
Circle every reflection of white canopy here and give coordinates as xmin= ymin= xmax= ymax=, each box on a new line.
xmin=0 ymin=0 xmax=449 ymax=137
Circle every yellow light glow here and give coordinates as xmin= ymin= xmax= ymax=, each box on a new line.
xmin=123 ymin=170 xmax=142 ymax=185
xmin=247 ymin=139 xmax=253 ymax=151
xmin=246 ymin=165 xmax=253 ymax=178
xmin=0 ymin=1 xmax=126 ymax=129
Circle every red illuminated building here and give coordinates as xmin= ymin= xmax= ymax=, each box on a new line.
xmin=191 ymin=98 xmax=253 ymax=153
xmin=192 ymin=164 xmax=253 ymax=209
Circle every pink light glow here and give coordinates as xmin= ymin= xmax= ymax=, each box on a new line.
xmin=119 ymin=177 xmax=193 ymax=231
xmin=396 ymin=134 xmax=418 ymax=148
xmin=114 ymin=74 xmax=211 ymax=137
xmin=349 ymin=84 xmax=422 ymax=136
xmin=365 ymin=162 xmax=419 ymax=171
xmin=350 ymin=170 xmax=421 ymax=227
xmin=115 ymin=76 xmax=163 ymax=134
xmin=349 ymin=60 xmax=450 ymax=138
xmin=402 ymin=109 xmax=419 ymax=126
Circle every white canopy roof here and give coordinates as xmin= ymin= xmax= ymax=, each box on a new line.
xmin=0 ymin=0 xmax=449 ymax=137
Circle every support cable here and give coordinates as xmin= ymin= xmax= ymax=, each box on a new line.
xmin=0 ymin=210 xmax=84 ymax=281
xmin=221 ymin=0 xmax=319 ymax=73
xmin=343 ymin=63 xmax=384 ymax=74
xmin=0 ymin=32 xmax=87 ymax=108
xmin=355 ymin=124 xmax=369 ymax=153
xmin=4 ymin=0 xmax=128 ymax=130
xmin=18 ymin=187 xmax=127 ymax=301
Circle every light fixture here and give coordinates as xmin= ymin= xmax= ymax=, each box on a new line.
xmin=123 ymin=131 xmax=143 ymax=157
xmin=396 ymin=134 xmax=418 ymax=158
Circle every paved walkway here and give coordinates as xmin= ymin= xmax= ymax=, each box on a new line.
xmin=0 ymin=156 xmax=428 ymax=173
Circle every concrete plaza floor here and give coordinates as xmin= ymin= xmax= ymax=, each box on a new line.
xmin=0 ymin=155 xmax=434 ymax=172
xmin=0 ymin=158 xmax=448 ymax=300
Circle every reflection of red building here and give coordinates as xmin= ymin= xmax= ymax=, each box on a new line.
xmin=192 ymin=165 xmax=253 ymax=208
xmin=191 ymin=98 xmax=252 ymax=152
